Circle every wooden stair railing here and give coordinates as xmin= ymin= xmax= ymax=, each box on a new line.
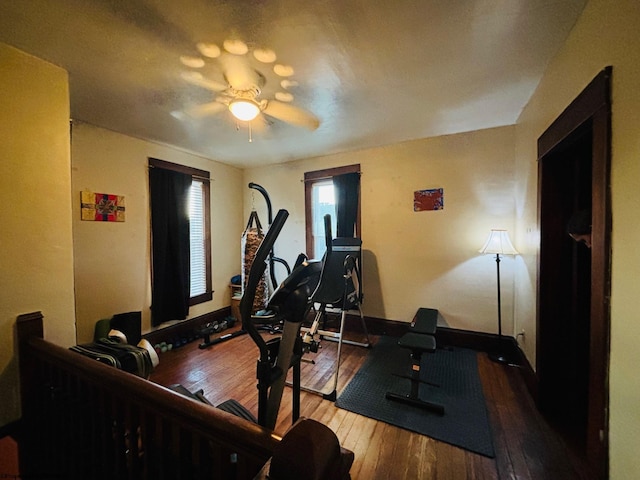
xmin=16 ymin=311 xmax=279 ymax=480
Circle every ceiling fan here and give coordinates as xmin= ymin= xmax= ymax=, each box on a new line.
xmin=181 ymin=41 xmax=320 ymax=132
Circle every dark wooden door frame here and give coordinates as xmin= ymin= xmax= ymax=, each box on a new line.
xmin=537 ymin=66 xmax=612 ymax=479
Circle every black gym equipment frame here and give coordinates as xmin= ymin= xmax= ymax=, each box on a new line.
xmin=241 ymin=209 xmax=322 ymax=429
xmin=248 ymin=182 xmax=291 ymax=289
xmin=174 ymin=209 xmax=321 ymax=431
xmin=296 ymin=214 xmax=370 ymax=400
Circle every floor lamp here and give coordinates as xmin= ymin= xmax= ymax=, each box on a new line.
xmin=479 ymin=229 xmax=519 ymax=366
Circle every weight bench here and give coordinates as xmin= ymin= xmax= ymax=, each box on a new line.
xmin=409 ymin=307 xmax=438 ymax=335
xmin=385 ymin=308 xmax=445 ymax=415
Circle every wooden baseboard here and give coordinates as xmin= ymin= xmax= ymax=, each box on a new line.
xmin=143 ymin=307 xmax=233 ymax=346
xmin=342 ymin=314 xmax=410 ymax=337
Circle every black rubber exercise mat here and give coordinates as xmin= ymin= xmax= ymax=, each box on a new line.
xmin=335 ymin=335 xmax=495 ymax=457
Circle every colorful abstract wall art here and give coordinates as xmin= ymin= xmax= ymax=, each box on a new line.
xmin=81 ymin=191 xmax=125 ymax=222
xmin=413 ymin=188 xmax=444 ymax=211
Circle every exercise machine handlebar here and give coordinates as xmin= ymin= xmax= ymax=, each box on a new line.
xmin=324 ymin=213 xmax=333 ymax=254
xmin=241 ymin=208 xmax=289 ymax=359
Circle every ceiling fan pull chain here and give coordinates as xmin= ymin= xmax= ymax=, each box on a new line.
xmin=249 ymin=123 xmax=253 ymax=143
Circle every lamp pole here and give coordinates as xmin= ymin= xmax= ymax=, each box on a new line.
xmin=479 ymin=229 xmax=519 ymax=367
xmin=487 ymin=253 xmax=510 ymax=364
xmin=495 ymin=253 xmax=502 ymax=340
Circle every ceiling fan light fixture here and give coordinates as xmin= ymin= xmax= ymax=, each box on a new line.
xmin=229 ymin=98 xmax=261 ymax=121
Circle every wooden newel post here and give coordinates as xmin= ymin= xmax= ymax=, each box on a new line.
xmin=15 ymin=310 xmax=44 ymax=470
xmin=16 ymin=312 xmax=44 ymax=395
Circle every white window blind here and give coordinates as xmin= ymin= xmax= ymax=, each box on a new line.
xmin=189 ymin=180 xmax=207 ymax=297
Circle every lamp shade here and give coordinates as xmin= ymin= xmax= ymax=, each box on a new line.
xmin=479 ymin=229 xmax=518 ymax=255
xmin=229 ymin=98 xmax=260 ymax=121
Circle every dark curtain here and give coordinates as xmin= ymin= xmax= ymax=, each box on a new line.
xmin=334 ymin=172 xmax=360 ymax=237
xmin=149 ymin=167 xmax=191 ymax=326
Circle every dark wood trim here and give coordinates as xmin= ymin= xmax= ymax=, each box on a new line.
xmin=304 ymin=179 xmax=313 ymax=255
xmin=143 ymin=306 xmax=232 ymax=346
xmin=303 ymin=164 xmax=361 ymax=182
xmin=16 ymin=311 xmax=44 ymax=343
xmin=342 ymin=314 xmax=410 ymax=337
xmin=16 ymin=311 xmax=44 ymax=416
xmin=149 ymin=157 xmax=210 ymax=179
xmin=189 ymin=290 xmax=213 ymax=306
xmin=436 ymin=326 xmax=512 ymax=351
xmin=346 ymin=314 xmax=523 ymax=353
xmin=536 ymin=66 xmax=611 ymax=479
xmin=538 ymin=67 xmax=611 ymax=159
xmin=586 ymin=77 xmax=612 ymax=479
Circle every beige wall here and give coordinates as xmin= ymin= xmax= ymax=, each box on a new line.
xmin=0 ymin=44 xmax=76 ymax=426
xmin=245 ymin=126 xmax=518 ymax=333
xmin=71 ymin=122 xmax=244 ymax=344
xmin=4 ymin=1 xmax=638 ymax=472
xmin=513 ymin=0 xmax=640 ymax=476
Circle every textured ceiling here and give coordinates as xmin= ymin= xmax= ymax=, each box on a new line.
xmin=0 ymin=0 xmax=586 ymax=168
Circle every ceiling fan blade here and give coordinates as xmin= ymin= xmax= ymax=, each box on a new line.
xmin=181 ymin=72 xmax=227 ymax=92
xmin=219 ymin=53 xmax=262 ymax=91
xmin=185 ymin=101 xmax=227 ymax=118
xmin=263 ymin=100 xmax=320 ymax=131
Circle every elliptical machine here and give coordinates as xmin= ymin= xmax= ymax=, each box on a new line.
xmin=240 ymin=209 xmax=321 ymax=429
xmin=172 ymin=209 xmax=321 ymax=431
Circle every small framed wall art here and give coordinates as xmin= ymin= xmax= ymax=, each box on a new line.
xmin=81 ymin=191 xmax=125 ymax=222
xmin=413 ymin=188 xmax=444 ymax=211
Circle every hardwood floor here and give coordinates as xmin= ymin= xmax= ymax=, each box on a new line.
xmin=149 ymin=327 xmax=591 ymax=479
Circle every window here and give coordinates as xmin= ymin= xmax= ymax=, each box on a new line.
xmin=304 ymin=164 xmax=361 ymax=259
xmin=149 ymin=158 xmax=211 ymax=314
xmin=189 ymin=178 xmax=210 ymax=301
xmin=310 ymin=179 xmax=337 ymax=260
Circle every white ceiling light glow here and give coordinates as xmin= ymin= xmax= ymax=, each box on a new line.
xmin=253 ymin=48 xmax=277 ymax=63
xmin=273 ymin=64 xmax=294 ymax=77
xmin=229 ymin=98 xmax=261 ymax=121
xmin=196 ymin=42 xmax=221 ymax=58
xmin=179 ymin=56 xmax=205 ymax=68
xmin=275 ymin=92 xmax=294 ymax=102
xmin=223 ymin=39 xmax=248 ymax=55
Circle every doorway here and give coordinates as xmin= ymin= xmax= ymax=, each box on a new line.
xmin=537 ymin=67 xmax=612 ymax=479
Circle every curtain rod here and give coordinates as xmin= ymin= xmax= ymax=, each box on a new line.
xmin=148 ymin=164 xmax=211 ymax=182
xmin=190 ymin=175 xmax=211 ymax=182
xmin=302 ymin=171 xmax=362 ymax=183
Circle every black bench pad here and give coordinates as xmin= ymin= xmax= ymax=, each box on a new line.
xmin=410 ymin=308 xmax=438 ymax=335
xmin=397 ymin=332 xmax=436 ymax=352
